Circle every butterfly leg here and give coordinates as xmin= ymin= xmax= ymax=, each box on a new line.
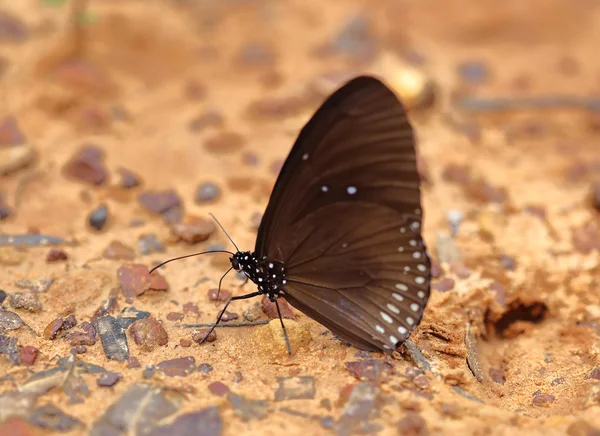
xmin=273 ymin=297 xmax=292 ymax=355
xmin=215 ymin=266 xmax=233 ymax=301
xmin=199 ymin=291 xmax=263 ymax=344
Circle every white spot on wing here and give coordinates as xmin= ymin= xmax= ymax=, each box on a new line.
xmin=398 ymin=326 xmax=408 ymax=335
xmin=387 ymin=303 xmax=400 ymax=314
xmin=389 ymin=335 xmax=398 ymax=345
xmin=347 ymin=186 xmax=357 ymax=195
xmin=417 ymin=291 xmax=425 ymax=298
xmin=375 ymin=325 xmax=385 ymax=334
xmin=415 ymin=277 xmax=425 ymax=284
xmin=392 ymin=293 xmax=404 ymax=301
xmin=302 ymin=153 xmax=309 ymax=160
xmin=395 ymin=284 xmax=408 ymax=291
xmin=380 ymin=312 xmax=393 ymax=324
xmin=417 ymin=264 xmax=426 ymax=272
xmin=410 ymin=303 xmax=419 ymax=312
xmin=413 ymin=252 xmax=422 ymax=259
xmin=407 ymin=317 xmax=414 ymax=325
xmin=321 ymin=185 xmax=329 ymax=192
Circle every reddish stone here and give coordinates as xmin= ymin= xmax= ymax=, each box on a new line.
xmin=63 ymin=145 xmax=107 ymax=185
xmin=166 ymin=312 xmax=184 ymax=322
xmin=442 ymin=164 xmax=470 ymax=185
xmin=432 ymin=277 xmax=455 ymax=292
xmin=192 ymin=328 xmax=217 ymax=343
xmin=19 ymin=346 xmax=38 ymax=366
xmin=138 ymin=190 xmax=182 ymax=215
xmin=103 ymin=241 xmax=136 ymax=260
xmin=117 ymin=263 xmax=167 ymax=297
xmin=260 ymin=296 xmax=295 ymax=320
xmin=129 ymin=317 xmax=169 ymax=351
xmin=0 ymin=416 xmax=35 ymax=436
xmin=345 ymin=360 xmax=393 ymax=383
xmin=170 ymin=216 xmax=215 ymax=244
xmin=208 ymin=381 xmax=230 ymax=396
xmin=208 ymin=288 xmax=231 ymax=302
xmin=46 ymin=248 xmax=68 ymax=262
xmin=157 ymin=356 xmax=196 ymax=377
xmin=180 ymin=339 xmax=192 ymax=347
xmin=43 ymin=318 xmax=64 ymax=340
xmin=204 ymin=131 xmax=245 ymax=154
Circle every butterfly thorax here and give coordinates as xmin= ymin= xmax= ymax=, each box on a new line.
xmin=230 ymin=251 xmax=287 ymax=300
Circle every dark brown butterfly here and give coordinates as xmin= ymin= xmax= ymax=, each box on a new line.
xmin=153 ymin=75 xmax=431 ymax=353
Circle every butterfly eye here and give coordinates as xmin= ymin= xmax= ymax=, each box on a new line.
xmin=231 ymin=257 xmax=241 ymax=271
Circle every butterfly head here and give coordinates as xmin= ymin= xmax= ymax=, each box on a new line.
xmin=230 ymin=251 xmax=254 ymax=273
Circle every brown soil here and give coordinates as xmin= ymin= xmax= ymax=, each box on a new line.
xmin=1 ymin=0 xmax=600 ymax=435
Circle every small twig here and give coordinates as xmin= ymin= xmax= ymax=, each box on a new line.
xmin=179 ymin=320 xmax=269 ymax=328
xmin=464 ymin=322 xmax=484 ymax=382
xmin=452 ymin=385 xmax=484 ymax=404
xmin=457 ymin=95 xmax=600 ymax=112
xmin=398 ymin=340 xmax=433 ymax=373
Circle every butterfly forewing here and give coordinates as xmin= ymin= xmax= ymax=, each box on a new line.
xmin=254 ymin=75 xmax=431 ymax=352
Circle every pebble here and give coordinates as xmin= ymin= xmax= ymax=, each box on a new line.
xmin=327 ymin=13 xmax=375 ymax=61
xmin=179 ymin=338 xmax=191 ymax=347
xmin=197 ymin=363 xmax=213 ymax=374
xmin=165 ymin=312 xmax=183 ymax=323
xmin=103 ymin=240 xmax=136 ymax=260
xmin=75 ymin=345 xmax=87 ymax=354
xmin=29 ymin=404 xmax=83 ymax=432
xmin=63 ymin=145 xmax=107 ymax=185
xmin=142 ymin=366 xmax=156 ymax=379
xmin=236 ymin=41 xmax=277 ymax=66
xmin=466 ymin=179 xmax=507 ymax=204
xmin=188 ymin=111 xmax=224 ymax=132
xmin=275 ymin=376 xmax=316 ymax=401
xmin=0 ymin=143 xmax=36 ymax=175
xmin=0 ymin=202 xmax=12 ymax=220
xmin=138 ymin=190 xmax=182 ymax=215
xmin=183 ymin=302 xmax=201 ymax=315
xmin=192 ymin=328 xmax=217 ymax=344
xmin=204 ymin=131 xmax=246 ymax=154
xmin=397 ymin=412 xmax=428 ymax=435
xmin=432 ymin=277 xmax=455 ymax=292
xmin=96 ymin=316 xmax=129 ymax=362
xmin=117 ymin=306 xmax=150 ymax=329
xmin=208 ymin=381 xmax=230 ymax=396
xmin=532 ymin=392 xmax=555 ymax=407
xmin=246 ymin=95 xmax=308 ymax=121
xmin=19 ymin=345 xmax=39 ymax=366
xmin=15 ymin=277 xmax=54 ymax=293
xmin=118 ymin=263 xmax=169 ymax=297
xmin=208 ymin=288 xmax=231 ymax=301
xmin=261 ymin=296 xmax=295 ymax=320
xmin=146 ymin=408 xmax=223 ymax=436
xmin=244 ymin=303 xmax=262 ymax=322
xmin=0 ymin=310 xmax=23 ymax=331
xmin=413 ymin=374 xmax=430 ymax=390
xmin=88 ymin=204 xmax=109 ymax=230
xmin=0 ymin=334 xmax=19 ymax=363
xmin=228 ymin=394 xmax=268 ymax=422
xmin=442 ymin=164 xmax=471 ymax=185
xmin=157 ymin=356 xmax=196 ymax=377
xmin=137 ymin=234 xmax=164 ymax=255
xmin=489 ymin=368 xmax=506 ymax=384
xmin=457 ymin=60 xmax=490 ymax=84
xmin=118 ymin=168 xmax=141 ymax=189
xmin=90 ymin=384 xmax=185 ymax=435
xmin=0 ymin=11 xmax=28 ymax=41
xmin=0 ymin=289 xmax=6 ymax=303
xmin=127 ymin=357 xmax=141 ymax=368
xmin=586 ymin=368 xmax=600 ymax=380
xmin=9 ymin=292 xmax=42 ymax=313
xmin=66 ymin=321 xmax=97 ymax=346
xmin=194 ymin=181 xmax=221 ymax=203
xmin=46 ymin=249 xmax=68 ymax=262
xmin=129 ymin=317 xmax=169 ymax=351
xmin=572 ymin=222 xmax=600 ymax=254
xmin=219 ymin=310 xmax=239 ymax=322
xmin=450 ymin=263 xmax=471 ymax=279
xmin=170 ymin=215 xmax=215 ymax=244
xmin=43 ymin=315 xmax=77 ymax=340
xmin=97 ymin=371 xmax=122 ymax=387
xmin=345 ymin=360 xmax=394 ymax=384
xmin=498 ymin=254 xmax=516 ymax=270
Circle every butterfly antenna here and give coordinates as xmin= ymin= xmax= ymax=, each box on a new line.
xmin=149 ymin=250 xmax=234 ymax=274
xmin=209 ymin=213 xmax=240 ymax=252
xmin=215 ymin=266 xmax=233 ymax=302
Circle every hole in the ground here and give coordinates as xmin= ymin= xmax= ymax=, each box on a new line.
xmin=486 ymin=300 xmax=548 ymax=337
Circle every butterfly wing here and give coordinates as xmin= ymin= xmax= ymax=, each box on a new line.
xmin=255 ymin=76 xmax=430 ymax=352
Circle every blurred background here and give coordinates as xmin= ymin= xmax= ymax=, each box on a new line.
xmin=1 ymin=0 xmax=599 ymax=244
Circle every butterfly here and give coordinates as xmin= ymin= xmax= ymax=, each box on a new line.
xmin=153 ymin=75 xmax=431 ymax=354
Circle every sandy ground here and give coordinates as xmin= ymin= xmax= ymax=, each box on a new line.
xmin=1 ymin=0 xmax=600 ymax=435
